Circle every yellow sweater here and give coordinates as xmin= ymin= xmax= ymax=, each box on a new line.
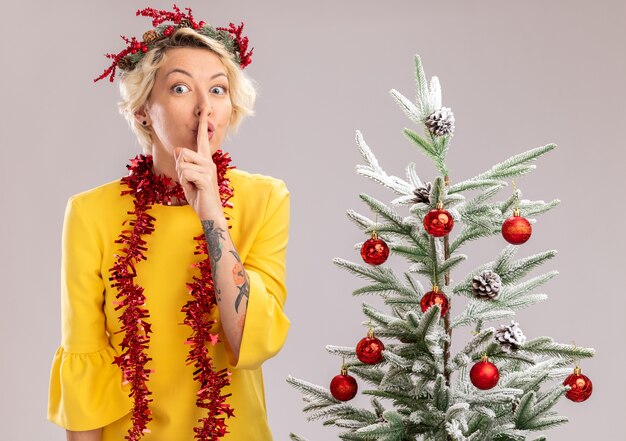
xmin=48 ymin=168 xmax=290 ymax=440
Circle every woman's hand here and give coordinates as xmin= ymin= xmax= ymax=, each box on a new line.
xmin=174 ymin=114 xmax=224 ymax=221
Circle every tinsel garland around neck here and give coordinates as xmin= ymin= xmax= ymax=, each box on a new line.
xmin=109 ymin=151 xmax=235 ymax=440
xmin=120 ymin=151 xmax=235 ymax=207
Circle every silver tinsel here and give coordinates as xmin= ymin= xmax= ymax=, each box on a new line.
xmin=412 ymin=182 xmax=432 ymax=204
xmin=425 ymin=107 xmax=455 ymax=137
xmin=495 ymin=321 xmax=526 ymax=353
xmin=472 ymin=270 xmax=502 ymax=299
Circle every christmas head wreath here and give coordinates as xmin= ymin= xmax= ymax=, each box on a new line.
xmin=94 ymin=3 xmax=254 ymax=83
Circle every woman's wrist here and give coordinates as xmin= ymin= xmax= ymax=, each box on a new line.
xmin=199 ymin=210 xmax=228 ymax=226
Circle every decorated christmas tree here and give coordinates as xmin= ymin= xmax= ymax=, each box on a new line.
xmin=286 ymin=54 xmax=594 ymax=441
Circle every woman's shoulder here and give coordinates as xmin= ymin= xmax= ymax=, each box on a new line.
xmin=66 ymin=178 xmax=131 ymax=213
xmin=227 ymin=168 xmax=289 ymax=198
xmin=227 ymin=169 xmax=290 ymax=233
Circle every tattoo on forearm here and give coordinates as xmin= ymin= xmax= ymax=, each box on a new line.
xmin=230 ymin=250 xmax=250 ymax=313
xmin=201 ymin=219 xmax=226 ymax=300
xmin=237 ymin=314 xmax=246 ymax=331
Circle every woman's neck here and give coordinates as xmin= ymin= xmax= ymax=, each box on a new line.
xmin=150 ymin=145 xmax=189 ymax=206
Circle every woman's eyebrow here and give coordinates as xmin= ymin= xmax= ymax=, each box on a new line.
xmin=166 ymin=68 xmax=227 ymax=80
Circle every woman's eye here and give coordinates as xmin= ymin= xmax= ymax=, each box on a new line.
xmin=172 ymin=84 xmax=190 ymax=94
xmin=210 ymin=85 xmax=228 ymax=95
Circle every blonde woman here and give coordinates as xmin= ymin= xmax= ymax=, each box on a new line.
xmin=48 ymin=6 xmax=290 ymax=441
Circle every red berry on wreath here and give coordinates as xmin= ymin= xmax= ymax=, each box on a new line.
xmin=356 ymin=328 xmax=385 ymax=364
xmin=420 ymin=286 xmax=449 ymax=317
xmin=502 ymin=208 xmax=532 ymax=245
xmin=470 ymin=355 xmax=500 ymax=390
xmin=424 ymin=202 xmax=454 ymax=237
xmin=330 ymin=365 xmax=358 ymax=401
xmin=360 ymin=231 xmax=389 ymax=265
xmin=563 ymin=366 xmax=593 ymax=402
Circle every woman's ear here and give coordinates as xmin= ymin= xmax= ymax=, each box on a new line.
xmin=134 ymin=104 xmax=151 ymax=127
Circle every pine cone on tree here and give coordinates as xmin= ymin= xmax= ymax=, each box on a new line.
xmin=425 ymin=107 xmax=455 ymax=137
xmin=512 ymin=395 xmax=521 ymax=413
xmin=412 ymin=182 xmax=432 ymax=204
xmin=495 ymin=321 xmax=526 ymax=353
xmin=472 ymin=270 xmax=502 ymax=299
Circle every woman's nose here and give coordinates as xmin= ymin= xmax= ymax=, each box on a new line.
xmin=195 ymin=100 xmax=213 ymax=117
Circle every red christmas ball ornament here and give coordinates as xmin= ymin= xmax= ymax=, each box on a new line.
xmin=501 ymin=208 xmax=532 ymax=245
xmin=424 ymin=202 xmax=454 ymax=237
xmin=420 ymin=286 xmax=450 ymax=317
xmin=356 ymin=329 xmax=385 ymax=364
xmin=563 ymin=366 xmax=593 ymax=402
xmin=470 ymin=355 xmax=500 ymax=390
xmin=360 ymin=231 xmax=389 ymax=265
xmin=330 ymin=366 xmax=358 ymax=401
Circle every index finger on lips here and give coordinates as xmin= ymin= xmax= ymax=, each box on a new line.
xmin=196 ymin=109 xmax=211 ymax=158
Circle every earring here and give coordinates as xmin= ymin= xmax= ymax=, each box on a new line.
xmin=142 ymin=120 xmax=147 ymax=126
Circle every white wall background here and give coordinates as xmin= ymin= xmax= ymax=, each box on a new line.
xmin=1 ymin=0 xmax=624 ymax=439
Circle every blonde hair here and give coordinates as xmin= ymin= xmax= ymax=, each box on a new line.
xmin=117 ymin=27 xmax=257 ymax=154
